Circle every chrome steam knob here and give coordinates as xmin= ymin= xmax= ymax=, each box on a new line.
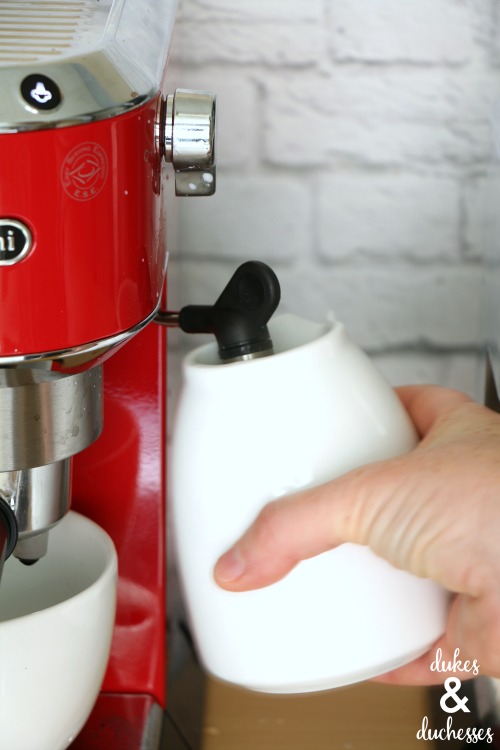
xmin=162 ymin=89 xmax=216 ymax=197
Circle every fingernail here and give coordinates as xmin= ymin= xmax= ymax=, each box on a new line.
xmin=215 ymin=549 xmax=246 ymax=583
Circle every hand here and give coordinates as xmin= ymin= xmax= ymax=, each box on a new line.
xmin=214 ymin=385 xmax=500 ymax=684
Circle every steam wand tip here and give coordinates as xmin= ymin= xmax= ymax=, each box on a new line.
xmin=157 ymin=261 xmax=281 ymax=362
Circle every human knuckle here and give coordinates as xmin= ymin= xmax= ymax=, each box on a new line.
xmin=254 ymin=501 xmax=284 ymax=547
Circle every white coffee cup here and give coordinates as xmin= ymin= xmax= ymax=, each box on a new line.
xmin=171 ymin=313 xmax=449 ymax=693
xmin=0 ymin=511 xmax=117 ymax=750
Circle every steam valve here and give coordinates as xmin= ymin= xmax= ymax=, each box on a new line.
xmin=162 ymin=89 xmax=216 ymax=197
xmin=156 ymin=261 xmax=281 ymax=362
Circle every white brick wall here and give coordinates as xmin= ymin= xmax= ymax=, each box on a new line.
xmin=167 ymin=0 xmax=500 ymax=401
xmin=328 ymin=0 xmax=476 ymax=64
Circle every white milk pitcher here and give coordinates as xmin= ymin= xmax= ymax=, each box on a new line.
xmin=170 ymin=262 xmax=448 ymax=694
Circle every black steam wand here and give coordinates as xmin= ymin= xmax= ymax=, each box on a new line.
xmin=155 ymin=261 xmax=281 ymax=363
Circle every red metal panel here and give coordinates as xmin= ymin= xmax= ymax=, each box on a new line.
xmin=0 ymin=97 xmax=165 ymax=357
xmin=70 ymin=693 xmax=160 ymax=749
xmin=72 ymin=322 xmax=167 ymax=707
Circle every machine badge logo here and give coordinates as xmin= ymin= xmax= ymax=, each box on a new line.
xmin=61 ymin=142 xmax=108 ymax=201
xmin=0 ymin=219 xmax=33 ymax=265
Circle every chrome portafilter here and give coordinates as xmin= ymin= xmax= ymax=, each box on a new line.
xmin=0 ymin=498 xmax=17 ymax=583
xmin=0 ymin=460 xmax=72 ymax=564
xmin=0 ymin=365 xmax=103 ymax=567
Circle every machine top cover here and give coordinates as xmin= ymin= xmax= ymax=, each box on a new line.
xmin=0 ymin=0 xmax=179 ymax=130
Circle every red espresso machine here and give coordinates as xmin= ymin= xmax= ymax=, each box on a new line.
xmin=0 ymin=1 xmax=215 ymax=747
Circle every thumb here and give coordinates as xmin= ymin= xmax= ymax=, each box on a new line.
xmin=213 ymin=385 xmax=475 ymax=592
xmin=213 ymin=461 xmax=386 ymax=591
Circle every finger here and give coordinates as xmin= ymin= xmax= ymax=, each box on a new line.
xmin=213 ymin=386 xmax=475 ymax=593
xmin=395 ymin=385 xmax=472 ymax=439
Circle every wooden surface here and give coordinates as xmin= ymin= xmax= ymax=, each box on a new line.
xmin=165 ymin=622 xmax=479 ymax=749
xmin=167 ymin=584 xmax=487 ymax=750
xmin=200 ymin=678 xmax=433 ymax=750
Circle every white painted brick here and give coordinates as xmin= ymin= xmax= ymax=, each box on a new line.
xmin=317 ymin=173 xmax=460 ymax=261
xmin=176 ymin=20 xmax=322 ymax=66
xmin=169 ymin=0 xmax=495 ymax=375
xmin=441 ymin=352 xmax=485 ymax=401
xmin=263 ymin=79 xmax=492 ymax=168
xmin=374 ymin=351 xmax=484 ymax=401
xmin=275 ymin=264 xmax=483 ymax=350
xmin=484 ymin=261 xmax=500 ymax=364
xmin=178 ymin=0 xmax=323 ymax=22
xmin=265 ymin=111 xmax=490 ymax=169
xmin=374 ymin=351 xmax=448 ymax=388
xmin=329 ymin=0 xmax=475 ymax=64
xmin=490 ymin=0 xmax=500 ymax=66
xmin=463 ymin=171 xmax=500 ymax=260
xmin=260 ymin=67 xmax=499 ymax=125
xmin=170 ymin=68 xmax=257 ymax=168
xmin=471 ymin=0 xmax=497 ymax=52
xmin=177 ymin=177 xmax=311 ymax=263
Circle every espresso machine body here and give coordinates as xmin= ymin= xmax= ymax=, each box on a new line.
xmin=0 ymin=1 xmax=216 ymax=746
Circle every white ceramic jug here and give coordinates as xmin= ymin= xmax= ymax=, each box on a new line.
xmin=171 ymin=313 xmax=448 ymax=693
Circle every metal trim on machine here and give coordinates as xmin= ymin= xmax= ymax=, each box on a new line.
xmin=0 ymin=307 xmax=160 ymax=371
xmin=0 ymin=53 xmax=157 ymax=133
